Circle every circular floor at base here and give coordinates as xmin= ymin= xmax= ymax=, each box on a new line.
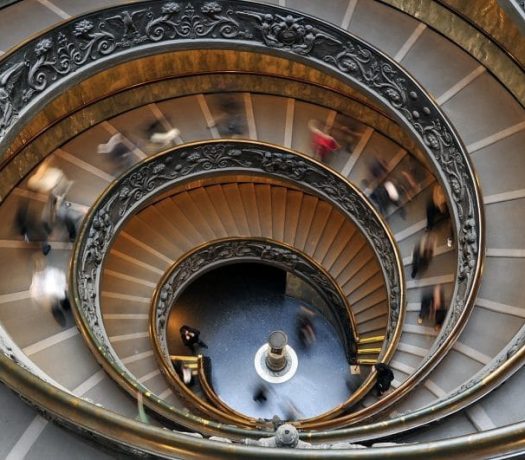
xmin=167 ymin=263 xmax=361 ymax=420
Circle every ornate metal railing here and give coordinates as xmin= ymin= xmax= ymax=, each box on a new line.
xmin=0 ymin=0 xmax=481 ymax=370
xmin=150 ymin=237 xmax=358 ymax=420
xmin=0 ymin=0 xmax=488 ymax=447
xmin=3 ymin=350 xmax=525 ymax=458
xmin=72 ymin=140 xmax=404 ymax=434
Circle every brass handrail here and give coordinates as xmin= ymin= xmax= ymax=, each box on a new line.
xmin=0 ymin=0 xmax=486 ymax=448
xmin=170 ymin=354 xmax=244 ymax=420
xmin=71 ymin=140 xmax=404 ymax=435
xmin=3 ymin=352 xmax=525 ymax=458
xmin=150 ymin=236 xmax=365 ymax=423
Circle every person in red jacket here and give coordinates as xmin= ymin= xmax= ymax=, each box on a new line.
xmin=308 ymin=119 xmax=339 ymax=161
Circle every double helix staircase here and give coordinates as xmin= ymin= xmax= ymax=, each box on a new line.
xmin=0 ymin=0 xmax=524 ymax=458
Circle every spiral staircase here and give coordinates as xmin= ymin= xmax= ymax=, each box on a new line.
xmin=0 ymin=0 xmax=524 ymax=458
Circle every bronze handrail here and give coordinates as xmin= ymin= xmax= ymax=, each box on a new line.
xmin=3 ymin=351 xmax=525 ymax=458
xmin=0 ymin=0 xmax=487 ymax=449
xmin=150 ymin=236 xmax=368 ymax=424
xmin=72 ymin=140 xmax=404 ymax=436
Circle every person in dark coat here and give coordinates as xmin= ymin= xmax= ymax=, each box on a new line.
xmin=426 ymin=184 xmax=449 ymax=231
xmin=15 ymin=198 xmax=51 ymax=255
xmin=179 ymin=324 xmax=208 ymax=352
xmin=253 ymin=384 xmax=268 ymax=404
xmin=411 ymin=231 xmax=436 ymax=279
xmin=418 ymin=288 xmax=434 ymax=325
xmin=432 ymin=284 xmax=447 ymax=331
xmin=375 ymin=363 xmax=394 ymax=397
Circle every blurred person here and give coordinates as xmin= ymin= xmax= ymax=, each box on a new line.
xmin=418 ymin=287 xmax=434 ymax=325
xmin=217 ymin=97 xmax=246 ymax=136
xmin=253 ymin=383 xmax=268 ymax=404
xmin=180 ymin=324 xmax=208 ymax=352
xmin=384 ymin=180 xmax=402 ymax=212
xmin=15 ymin=195 xmax=52 ymax=255
xmin=370 ymin=179 xmax=403 ymax=217
xmin=146 ymin=120 xmax=180 ymax=146
xmin=374 ymin=363 xmax=394 ymax=397
xmin=308 ymin=119 xmax=339 ymax=161
xmin=27 ymin=163 xmax=71 ymax=202
xmin=29 ymin=254 xmax=69 ymax=327
xmin=369 ymin=157 xmax=387 ymax=182
xmin=426 ymin=184 xmax=448 ymax=231
xmin=174 ymin=361 xmax=196 ymax=387
xmin=27 ymin=163 xmax=72 ymax=234
xmin=432 ymin=284 xmax=447 ymax=331
xmin=296 ymin=305 xmax=316 ymax=350
xmin=55 ymin=200 xmax=84 ymax=242
xmin=397 ymin=164 xmax=419 ymax=202
xmin=97 ymin=133 xmax=133 ymax=170
xmin=330 ymin=123 xmax=361 ymax=152
xmin=418 ymin=284 xmax=446 ymax=327
xmin=411 ymin=231 xmax=436 ymax=279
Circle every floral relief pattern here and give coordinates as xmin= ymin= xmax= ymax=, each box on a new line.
xmin=238 ymin=11 xmax=340 ymax=54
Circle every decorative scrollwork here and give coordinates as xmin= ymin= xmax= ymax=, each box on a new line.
xmin=238 ymin=11 xmax=340 ymax=55
xmin=324 ymin=42 xmax=407 ymax=110
xmin=146 ymin=2 xmax=251 ymax=41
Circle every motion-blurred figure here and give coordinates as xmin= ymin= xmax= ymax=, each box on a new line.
xmin=397 ymin=163 xmax=419 ymax=202
xmin=27 ymin=163 xmax=72 ymax=234
xmin=374 ymin=363 xmax=394 ymax=397
xmin=27 ymin=163 xmax=71 ymax=202
xmin=426 ymin=184 xmax=448 ymax=231
xmin=296 ymin=305 xmax=317 ymax=350
xmin=369 ymin=157 xmax=387 ymax=182
xmin=253 ymin=383 xmax=268 ymax=404
xmin=97 ymin=133 xmax=133 ymax=171
xmin=29 ymin=254 xmax=70 ymax=327
xmin=55 ymin=200 xmax=85 ymax=242
xmin=23 ymin=163 xmax=75 ymax=251
xmin=418 ymin=284 xmax=446 ymax=328
xmin=180 ymin=324 xmax=208 ymax=353
xmin=214 ymin=97 xmax=246 ymax=137
xmin=411 ymin=231 xmax=436 ymax=279
xmin=15 ymin=197 xmax=51 ymax=255
xmin=146 ymin=120 xmax=180 ymax=146
xmin=174 ymin=361 xmax=196 ymax=386
xmin=418 ymin=287 xmax=434 ymax=325
xmin=432 ymin=284 xmax=447 ymax=331
xmin=330 ymin=123 xmax=361 ymax=153
xmin=370 ymin=179 xmax=402 ymax=216
xmin=308 ymin=119 xmax=339 ymax=162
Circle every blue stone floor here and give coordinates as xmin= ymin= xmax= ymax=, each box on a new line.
xmin=167 ymin=263 xmax=361 ymax=420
